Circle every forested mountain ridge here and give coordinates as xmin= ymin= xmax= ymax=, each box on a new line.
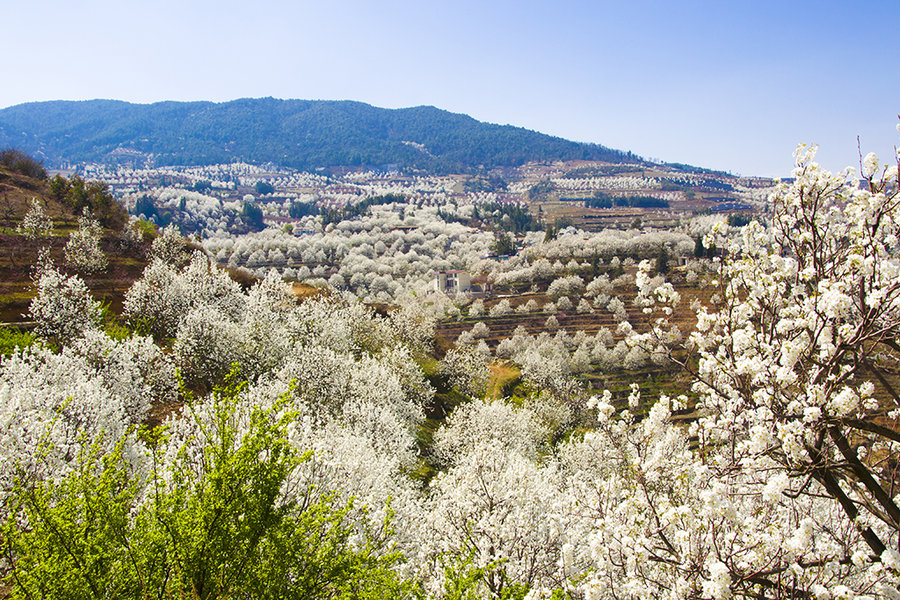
xmin=0 ymin=98 xmax=637 ymax=172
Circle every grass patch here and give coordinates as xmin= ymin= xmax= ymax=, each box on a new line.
xmin=417 ymin=355 xmax=441 ymax=377
xmin=290 ymin=282 xmax=324 ymax=300
xmin=486 ymin=360 xmax=521 ymax=400
xmin=0 ymin=290 xmax=34 ymax=303
xmin=0 ymin=326 xmax=35 ymax=356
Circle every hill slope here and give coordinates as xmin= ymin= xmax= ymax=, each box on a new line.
xmin=0 ymin=164 xmax=148 ymax=324
xmin=0 ymin=98 xmax=637 ymax=173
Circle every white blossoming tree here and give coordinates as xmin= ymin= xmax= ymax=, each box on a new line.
xmin=150 ymin=224 xmax=191 ymax=266
xmin=17 ymin=197 xmax=52 ymax=240
xmin=611 ymin=139 xmax=900 ymax=599
xmin=28 ymin=257 xmax=102 ymax=343
xmin=439 ymin=346 xmax=492 ymax=398
xmin=427 ymin=400 xmax=564 ymax=596
xmin=65 ymin=208 xmax=107 ymax=273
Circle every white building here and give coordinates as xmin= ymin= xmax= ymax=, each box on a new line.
xmin=433 ymin=270 xmax=471 ymax=295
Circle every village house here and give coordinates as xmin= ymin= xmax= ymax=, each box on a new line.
xmin=432 ymin=270 xmax=471 ymax=295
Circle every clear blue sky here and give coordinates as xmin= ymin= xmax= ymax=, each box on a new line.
xmin=3 ymin=0 xmax=898 ymax=177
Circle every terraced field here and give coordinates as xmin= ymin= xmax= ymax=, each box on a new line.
xmin=436 ymin=276 xmax=715 ymax=347
xmin=435 ymin=274 xmax=716 ymax=414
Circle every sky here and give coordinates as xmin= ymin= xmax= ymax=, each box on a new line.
xmin=3 ymin=0 xmax=898 ymax=177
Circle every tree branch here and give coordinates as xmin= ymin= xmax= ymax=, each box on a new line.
xmin=828 ymin=426 xmax=900 ymax=529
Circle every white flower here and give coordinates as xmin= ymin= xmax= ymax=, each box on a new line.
xmin=762 ymin=472 xmax=789 ymax=503
xmin=701 ymin=561 xmax=731 ymax=600
xmin=883 ymin=548 xmax=900 ymax=572
xmin=811 ymin=585 xmax=832 ymax=600
xmin=803 ymin=406 xmax=822 ymax=423
xmin=863 ymin=152 xmax=879 ymax=178
xmin=832 ymin=585 xmax=853 ymax=600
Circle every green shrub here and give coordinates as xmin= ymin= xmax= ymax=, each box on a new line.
xmin=0 ymin=148 xmax=47 ymax=180
xmin=2 ymin=374 xmax=415 ymax=599
xmin=0 ymin=326 xmax=35 ymax=356
xmin=134 ymin=217 xmax=158 ymax=242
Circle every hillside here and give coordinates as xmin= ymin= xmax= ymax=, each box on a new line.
xmin=0 ymin=163 xmax=148 ymax=324
xmin=0 ymin=98 xmax=638 ymax=174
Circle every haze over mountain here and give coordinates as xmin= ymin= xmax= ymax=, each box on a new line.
xmin=0 ymin=98 xmax=639 ymax=174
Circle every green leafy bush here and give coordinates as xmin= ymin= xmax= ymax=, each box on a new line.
xmin=2 ymin=374 xmax=415 ymax=599
xmin=0 ymin=326 xmax=35 ymax=356
xmin=0 ymin=148 xmax=47 ymax=180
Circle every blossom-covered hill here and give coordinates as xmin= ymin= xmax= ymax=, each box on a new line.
xmin=1 ymin=129 xmax=898 ymax=599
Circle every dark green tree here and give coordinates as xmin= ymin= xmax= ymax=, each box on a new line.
xmin=491 ymin=232 xmax=517 ymax=257
xmin=255 ymin=181 xmax=275 ymax=195
xmin=241 ymin=200 xmax=265 ymax=230
xmin=0 ymin=148 xmax=47 ymax=180
xmin=655 ymin=246 xmax=670 ymax=275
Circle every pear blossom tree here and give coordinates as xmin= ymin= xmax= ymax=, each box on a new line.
xmin=150 ymin=224 xmax=192 ymax=265
xmin=439 ymin=346 xmax=492 ymax=398
xmin=118 ymin=216 xmax=145 ymax=251
xmin=17 ymin=197 xmax=52 ymax=240
xmin=65 ymin=208 xmax=107 ymax=273
xmin=612 ymin=140 xmax=900 ymax=599
xmin=28 ymin=256 xmax=102 ymax=343
xmin=471 ymin=321 xmax=490 ymax=339
xmin=489 ymin=298 xmax=512 ymax=317
xmin=427 ymin=400 xmax=566 ymax=596
xmin=555 ymin=295 xmax=574 ymax=312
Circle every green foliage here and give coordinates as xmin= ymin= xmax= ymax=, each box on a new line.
xmin=50 ymin=174 xmax=129 ymax=228
xmin=694 ymin=235 xmax=705 ymax=258
xmin=463 ymin=175 xmax=507 ymax=193
xmin=442 ymin=555 xmax=491 ymax=600
xmin=727 ymin=212 xmax=752 ymax=227
xmin=0 ymin=99 xmax=636 ymax=173
xmin=2 ymin=441 xmax=149 ymax=599
xmin=288 ymin=199 xmax=319 ymax=219
xmin=0 ymin=148 xmax=47 ymax=179
xmin=241 ymin=199 xmax=265 ymax=230
xmin=2 ymin=373 xmax=415 ymax=600
xmin=98 ymin=303 xmax=132 ymax=341
xmin=527 ymin=180 xmax=555 ymax=202
xmin=590 ymin=253 xmax=602 ymax=277
xmin=543 ymin=217 xmax=573 ymax=242
xmin=560 ymin=165 xmax=643 ymax=179
xmin=491 ymin=232 xmax=517 ymax=257
xmin=0 ymin=326 xmax=35 ymax=356
xmin=193 ymin=180 xmax=212 ymax=192
xmin=103 ymin=321 xmax=132 ymax=341
xmin=48 ymin=173 xmax=69 ymax=202
xmin=694 ymin=234 xmax=718 ymax=258
xmin=254 ymin=180 xmax=275 ymax=195
xmin=582 ymin=191 xmax=669 ymax=209
xmin=661 ymin=163 xmax=732 ymax=178
xmin=440 ymin=554 xmax=535 ymax=600
xmin=131 ymin=194 xmax=159 ymax=222
xmin=133 ymin=217 xmax=158 ymax=241
xmin=321 ymin=193 xmax=405 ymax=227
xmin=655 ymin=245 xmax=670 ymax=275
xmin=475 ymin=201 xmax=538 ymax=234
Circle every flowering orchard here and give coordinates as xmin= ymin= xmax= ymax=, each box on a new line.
xmin=0 ymin=134 xmax=899 ymax=599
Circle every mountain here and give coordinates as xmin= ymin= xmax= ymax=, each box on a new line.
xmin=0 ymin=98 xmax=637 ymax=173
